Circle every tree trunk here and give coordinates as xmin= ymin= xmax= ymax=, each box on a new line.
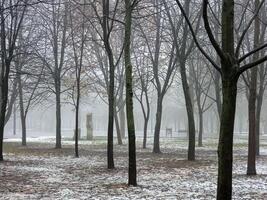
xmin=55 ymin=80 xmax=62 ymax=149
xmin=74 ymin=105 xmax=79 ymax=158
xmin=247 ymin=67 xmax=257 ymax=175
xmin=216 ymin=0 xmax=236 ymax=197
xmin=4 ymin=76 xmax=18 ymax=126
xmin=74 ymin=84 xmax=80 ymax=158
xmin=195 ymin=85 xmax=203 ymax=147
xmin=18 ymin=74 xmax=27 ymax=146
xmin=115 ymin=113 xmax=123 ymax=145
xmin=102 ymin=0 xmax=115 ymax=169
xmin=247 ymin=0 xmax=260 ymax=175
xmin=180 ymin=61 xmax=195 ymax=160
xmin=140 ymin=90 xmax=150 ymax=149
xmin=198 ymin=110 xmax=203 ymax=147
xmin=0 ymin=76 xmax=9 ymax=161
xmin=247 ymin=1 xmax=260 ymax=175
xmin=107 ymin=67 xmax=115 ymax=169
xmin=255 ymin=91 xmax=263 ymax=155
xmin=143 ymin=117 xmax=148 ymax=149
xmin=153 ymin=96 xmax=163 ymax=153
xmin=124 ymin=0 xmax=137 ymax=186
xmin=214 ymin=63 xmax=222 ymax=120
xmin=217 ymin=78 xmax=237 ymax=200
xmin=119 ymin=108 xmax=126 ymax=139
xmin=13 ymin=102 xmax=16 ymax=135
xmin=21 ymin=115 xmax=27 ymax=146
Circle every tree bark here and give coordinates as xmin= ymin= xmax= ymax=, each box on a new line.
xmin=139 ymin=89 xmax=150 ymax=149
xmin=119 ymin=108 xmax=126 ymax=139
xmin=217 ymin=78 xmax=238 ymax=200
xmin=21 ymin=115 xmax=27 ymax=146
xmin=13 ymin=101 xmax=16 ymax=136
xmin=195 ymin=77 xmax=203 ymax=147
xmin=247 ymin=70 xmax=257 ymax=175
xmin=216 ymin=0 xmax=237 ymax=198
xmin=198 ymin=110 xmax=203 ymax=147
xmin=55 ymin=77 xmax=62 ymax=149
xmin=102 ymin=0 xmax=115 ymax=169
xmin=143 ymin=91 xmax=150 ymax=149
xmin=180 ymin=61 xmax=195 ymax=160
xmin=115 ymin=113 xmax=123 ymax=145
xmin=247 ymin=0 xmax=260 ymax=175
xmin=214 ymin=68 xmax=222 ymax=119
xmin=143 ymin=117 xmax=148 ymax=149
xmin=153 ymin=96 xmax=163 ymax=153
xmin=4 ymin=76 xmax=18 ymax=126
xmin=107 ymin=61 xmax=115 ymax=169
xmin=74 ymin=78 xmax=80 ymax=158
xmin=74 ymin=105 xmax=79 ymax=158
xmin=124 ymin=0 xmax=137 ymax=186
xmin=0 ymin=71 xmax=9 ymax=161
xmin=255 ymin=89 xmax=263 ymax=155
xmin=18 ymin=75 xmax=26 ymax=146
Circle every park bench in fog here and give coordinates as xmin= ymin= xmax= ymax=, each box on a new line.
xmin=166 ymin=128 xmax=172 ymax=137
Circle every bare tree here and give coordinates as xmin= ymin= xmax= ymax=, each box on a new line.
xmin=0 ymin=0 xmax=28 ymax=161
xmin=190 ymin=54 xmax=213 ymax=147
xmin=246 ymin=0 xmax=261 ymax=176
xmin=163 ymin=0 xmax=201 ymax=160
xmin=124 ymin=0 xmax=138 ymax=186
xmin=137 ymin=0 xmax=177 ymax=153
xmin=133 ymin=45 xmax=152 ymax=149
xmin=69 ymin=1 xmax=87 ymax=158
xmin=34 ymin=0 xmax=69 ymax=149
xmin=175 ymin=0 xmax=267 ymax=199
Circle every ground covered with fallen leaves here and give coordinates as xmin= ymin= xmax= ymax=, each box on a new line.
xmin=0 ymin=137 xmax=266 ymax=200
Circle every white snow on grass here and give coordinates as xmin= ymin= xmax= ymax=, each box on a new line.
xmin=0 ymin=137 xmax=266 ymax=199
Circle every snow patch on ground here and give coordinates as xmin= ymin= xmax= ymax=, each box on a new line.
xmin=0 ymin=138 xmax=266 ymax=199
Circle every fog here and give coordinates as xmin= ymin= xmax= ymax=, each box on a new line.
xmin=5 ymin=86 xmax=267 ymax=139
xmin=1 ymin=0 xmax=267 ymax=199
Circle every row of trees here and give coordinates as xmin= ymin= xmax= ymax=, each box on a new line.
xmin=1 ymin=0 xmax=267 ymax=199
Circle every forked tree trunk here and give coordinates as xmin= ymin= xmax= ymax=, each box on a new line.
xmin=217 ymin=77 xmax=238 ymax=200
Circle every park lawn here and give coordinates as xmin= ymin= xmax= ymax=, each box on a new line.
xmin=0 ymin=137 xmax=266 ymax=200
